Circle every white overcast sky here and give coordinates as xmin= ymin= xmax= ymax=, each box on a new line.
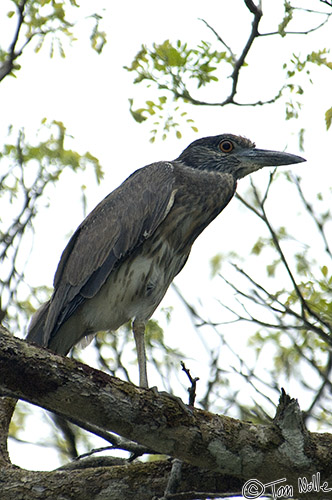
xmin=1 ymin=0 xmax=332 ymax=469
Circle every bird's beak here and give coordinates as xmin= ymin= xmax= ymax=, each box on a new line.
xmin=236 ymin=148 xmax=306 ymax=178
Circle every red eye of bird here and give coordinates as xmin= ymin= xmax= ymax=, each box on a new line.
xmin=219 ymin=140 xmax=234 ymax=153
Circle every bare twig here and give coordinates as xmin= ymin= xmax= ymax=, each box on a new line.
xmin=229 ymin=262 xmax=332 ymax=345
xmin=199 ymin=18 xmax=236 ymax=62
xmin=181 ymin=362 xmax=199 ymax=407
xmin=261 ymin=168 xmax=277 ymax=206
xmin=238 ymin=180 xmax=332 ymax=335
xmin=56 ymin=415 xmax=156 ymax=458
xmin=162 ymin=492 xmax=241 ymax=500
xmin=292 ymin=174 xmax=332 ymax=260
xmin=168 ymin=1 xmax=285 ymax=108
xmin=161 ymin=459 xmax=183 ymax=500
xmin=320 ymin=0 xmax=332 ymax=7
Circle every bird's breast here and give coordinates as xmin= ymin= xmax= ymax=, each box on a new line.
xmin=80 ymin=236 xmax=188 ymax=332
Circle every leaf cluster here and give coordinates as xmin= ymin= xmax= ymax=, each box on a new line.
xmin=129 ymin=97 xmax=198 ymax=142
xmin=283 ymin=49 xmax=332 ymax=123
xmin=0 ymin=120 xmax=103 ymax=331
xmin=0 ymin=0 xmax=107 ymax=82
xmin=125 ymin=3 xmax=332 ymax=141
xmin=125 ymin=39 xmax=228 ymax=140
xmin=278 ymin=0 xmax=294 ymax=37
xmin=126 ymin=39 xmax=227 ymax=89
xmin=209 ymin=173 xmax=332 ymax=426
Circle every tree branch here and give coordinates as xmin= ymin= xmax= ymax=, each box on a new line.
xmin=292 ymin=174 xmax=332 ymax=260
xmin=163 ymin=1 xmax=279 ymax=108
xmin=199 ymin=18 xmax=235 ymax=62
xmin=1 ymin=329 xmax=332 ymax=500
xmin=0 ymin=459 xmax=244 ymax=500
xmin=320 ymin=0 xmax=332 ymax=6
xmin=237 ymin=185 xmax=332 ymax=337
xmin=226 ymin=0 xmax=262 ymax=104
xmin=0 ymin=0 xmax=29 ymax=82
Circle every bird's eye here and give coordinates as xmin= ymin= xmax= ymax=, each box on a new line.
xmin=219 ymin=140 xmax=234 ymax=153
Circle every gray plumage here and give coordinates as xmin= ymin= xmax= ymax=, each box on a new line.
xmin=27 ymin=134 xmax=305 ymax=387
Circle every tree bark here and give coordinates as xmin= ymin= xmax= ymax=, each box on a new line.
xmin=0 ymin=460 xmax=244 ymax=500
xmin=1 ymin=329 xmax=332 ymax=499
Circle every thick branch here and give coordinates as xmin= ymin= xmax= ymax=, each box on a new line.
xmin=0 ymin=396 xmax=16 ymax=467
xmin=1 ymin=330 xmax=332 ymax=499
xmin=0 ymin=460 xmax=243 ymax=500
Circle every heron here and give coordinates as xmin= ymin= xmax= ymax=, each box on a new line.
xmin=27 ymin=134 xmax=305 ymax=388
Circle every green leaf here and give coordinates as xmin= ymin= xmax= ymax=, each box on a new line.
xmin=321 ymin=266 xmax=328 ymax=277
xmin=128 ymin=99 xmax=148 ymax=123
xmin=251 ymin=238 xmax=265 ymax=255
xmin=210 ymin=253 xmax=223 ymax=277
xmin=278 ymin=1 xmax=293 ymax=37
xmin=325 ymin=107 xmax=332 ymax=130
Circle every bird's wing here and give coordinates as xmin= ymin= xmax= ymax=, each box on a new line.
xmin=45 ymin=161 xmax=177 ymax=337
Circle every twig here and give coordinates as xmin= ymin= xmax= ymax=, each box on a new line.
xmin=74 ymin=445 xmax=117 ymax=461
xmin=244 ymin=0 xmax=262 ymax=15
xmin=160 ymin=458 xmax=183 ymax=499
xmin=199 ymin=18 xmax=235 ymax=62
xmin=170 ymin=1 xmax=282 ymax=108
xmin=261 ymin=168 xmax=277 ymax=206
xmin=162 ymin=492 xmax=241 ymax=499
xmin=240 ymin=179 xmax=332 ymax=334
xmin=261 ymin=17 xmax=331 ymax=37
xmin=181 ymin=362 xmax=199 ymax=407
xmin=230 ymin=262 xmax=332 ymax=345
xmin=0 ymin=0 xmax=29 ymax=82
xmin=292 ymin=174 xmax=332 ymax=260
xmin=57 ymin=415 xmax=156 ymax=458
xmin=227 ymin=0 xmax=262 ymax=104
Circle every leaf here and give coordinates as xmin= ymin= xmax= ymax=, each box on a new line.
xmin=325 ymin=107 xmax=332 ymax=130
xmin=251 ymin=238 xmax=265 ymax=255
xmin=321 ymin=266 xmax=328 ymax=278
xmin=210 ymin=253 xmax=223 ymax=277
xmin=267 ymin=260 xmax=279 ymax=277
xmin=278 ymin=1 xmax=293 ymax=37
xmin=298 ymin=128 xmax=305 ymax=151
xmin=128 ymin=99 xmax=148 ymax=123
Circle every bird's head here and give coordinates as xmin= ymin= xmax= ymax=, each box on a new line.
xmin=176 ymin=134 xmax=305 ymax=179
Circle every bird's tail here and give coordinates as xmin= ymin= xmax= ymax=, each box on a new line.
xmin=26 ymin=300 xmax=51 ymax=347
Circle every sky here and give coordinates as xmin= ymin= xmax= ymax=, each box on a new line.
xmin=1 ymin=0 xmax=332 ymax=470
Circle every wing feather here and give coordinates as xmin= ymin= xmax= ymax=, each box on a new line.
xmin=45 ymin=161 xmax=177 ymax=337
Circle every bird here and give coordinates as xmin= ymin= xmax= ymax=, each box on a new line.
xmin=27 ymin=134 xmax=305 ymax=388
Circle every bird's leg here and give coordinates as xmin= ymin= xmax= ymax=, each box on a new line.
xmin=132 ymin=321 xmax=192 ymax=414
xmin=132 ymin=319 xmax=148 ymax=388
